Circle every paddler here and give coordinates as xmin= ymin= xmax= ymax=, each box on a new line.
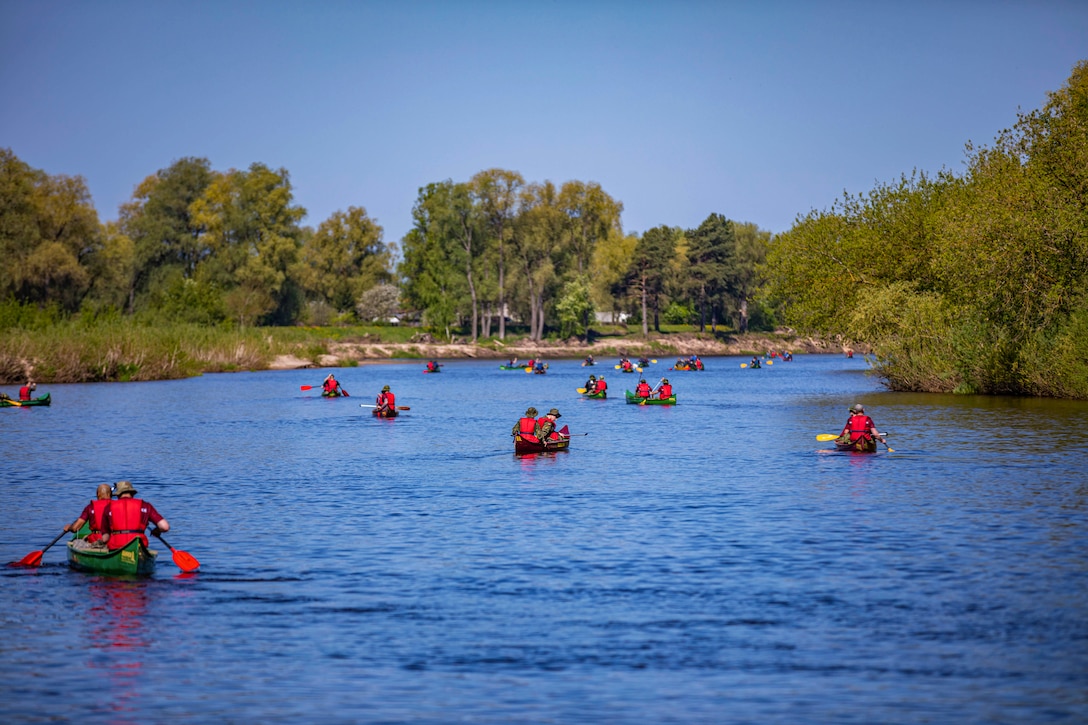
xmin=635 ymin=378 xmax=652 ymax=398
xmin=376 ymin=385 xmax=396 ymax=415
xmin=595 ymin=375 xmax=607 ymax=394
xmin=322 ymin=373 xmax=344 ymax=397
xmin=837 ymin=404 xmax=886 ymax=451
xmin=19 ymin=380 xmax=36 ymax=401
xmin=64 ymin=483 xmax=114 ymax=546
xmin=512 ymin=406 xmax=540 ymax=441
xmin=584 ymin=373 xmax=597 ymax=392
xmin=537 ymin=408 xmax=564 ymax=445
xmin=106 ymin=480 xmax=170 ymax=551
xmin=657 ymin=378 xmax=673 ymax=400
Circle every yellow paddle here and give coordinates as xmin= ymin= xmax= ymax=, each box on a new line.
xmin=576 ymin=387 xmax=587 ymax=394
xmin=816 ymin=434 xmax=839 ymax=441
xmin=740 ymin=363 xmax=748 ymax=368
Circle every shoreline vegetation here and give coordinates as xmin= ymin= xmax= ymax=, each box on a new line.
xmin=4 ymin=62 xmax=1086 ymax=398
xmin=0 ymin=322 xmax=847 ymax=384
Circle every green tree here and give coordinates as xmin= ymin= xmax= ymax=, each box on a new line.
xmin=512 ymin=181 xmax=565 ymax=340
xmin=119 ymin=157 xmax=213 ymax=312
xmin=554 ymin=275 xmax=595 ymax=340
xmin=189 ymin=163 xmax=306 ymax=326
xmin=296 ymin=206 xmax=391 ymax=315
xmin=627 ymin=225 xmax=679 ymax=334
xmin=686 ymin=213 xmax=736 ymax=331
xmin=731 ymin=222 xmax=771 ymax=332
xmin=590 ymin=228 xmax=638 ymax=324
xmin=471 ymin=168 xmax=523 ymax=339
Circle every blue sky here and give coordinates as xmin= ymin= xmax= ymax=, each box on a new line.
xmin=2 ymin=1 xmax=1086 ymax=247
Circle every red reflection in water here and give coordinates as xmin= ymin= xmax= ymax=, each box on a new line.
xmin=86 ymin=579 xmax=149 ymax=724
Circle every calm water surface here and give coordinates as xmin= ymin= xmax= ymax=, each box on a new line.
xmin=2 ymin=355 xmax=1086 ymax=723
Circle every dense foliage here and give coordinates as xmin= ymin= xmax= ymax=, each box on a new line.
xmin=767 ymin=62 xmax=1088 ymax=398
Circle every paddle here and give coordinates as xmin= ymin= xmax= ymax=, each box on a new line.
xmin=2 ymin=396 xmax=24 ymax=406
xmin=300 ymin=383 xmax=348 ymax=396
xmin=816 ymin=433 xmax=894 ymax=452
xmin=577 ymin=387 xmax=587 ymax=393
xmin=9 ymin=530 xmax=66 ymax=567
xmin=359 ymin=404 xmax=411 ymax=411
xmin=740 ymin=363 xmax=747 ymax=368
xmin=153 ymin=530 xmax=200 ymax=572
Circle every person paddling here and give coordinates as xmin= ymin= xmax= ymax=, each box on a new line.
xmin=322 ymin=374 xmax=346 ymax=397
xmin=537 ymin=408 xmax=565 ymax=446
xmin=65 ymin=483 xmax=114 ymax=546
xmin=106 ymin=480 xmax=170 ymax=551
xmin=656 ymin=378 xmax=673 ymax=400
xmin=635 ymin=378 xmax=652 ymax=399
xmin=512 ymin=406 xmax=540 ymax=442
xmin=19 ymin=380 xmax=36 ymax=401
xmin=837 ymin=404 xmax=886 ymax=452
xmin=584 ymin=373 xmax=597 ymax=392
xmin=595 ymin=375 xmax=607 ymax=394
xmin=376 ymin=385 xmax=396 ymax=415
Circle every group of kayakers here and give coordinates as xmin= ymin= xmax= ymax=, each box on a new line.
xmin=63 ymin=480 xmax=170 ymax=552
xmin=633 ymin=377 xmax=673 ymax=400
xmin=511 ymin=406 xmax=567 ymax=447
xmin=583 ymin=373 xmax=608 ymax=395
xmin=672 ymin=355 xmax=704 ymax=371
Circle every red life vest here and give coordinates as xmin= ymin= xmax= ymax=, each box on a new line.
xmin=19 ymin=385 xmax=32 ymax=401
xmin=516 ymin=417 xmax=539 ymax=442
xmin=846 ymin=414 xmax=875 ymax=442
xmin=377 ymin=391 xmax=395 ymax=409
xmin=323 ymin=379 xmax=338 ymax=394
xmin=636 ymin=382 xmax=651 ymax=397
xmin=659 ymin=384 xmax=673 ymax=398
xmin=596 ymin=379 xmax=607 ymax=392
xmin=622 ymin=361 xmax=632 ymax=371
xmin=87 ymin=499 xmax=111 ymax=543
xmin=107 ymin=497 xmax=150 ymax=550
xmin=695 ymin=360 xmax=704 ymax=370
xmin=537 ymin=416 xmax=559 ymax=440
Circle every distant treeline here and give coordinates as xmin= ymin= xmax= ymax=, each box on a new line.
xmin=3 ymin=60 xmax=1087 ymax=398
xmin=0 ymin=153 xmax=771 ymax=339
xmin=766 ymin=61 xmax=1088 ymax=399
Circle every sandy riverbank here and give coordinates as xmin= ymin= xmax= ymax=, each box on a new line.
xmin=269 ymin=332 xmax=859 ymax=369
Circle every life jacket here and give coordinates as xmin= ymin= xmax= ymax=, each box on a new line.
xmin=427 ymin=362 xmax=437 ymax=371
xmin=516 ymin=416 xmax=539 ymax=443
xmin=846 ymin=414 xmax=875 ymax=442
xmin=695 ymin=359 xmax=704 ymax=370
xmin=636 ymin=382 xmax=651 ymax=397
xmin=107 ymin=497 xmax=150 ymax=550
xmin=621 ymin=361 xmax=632 ymax=371
xmin=87 ymin=499 xmax=111 ymax=543
xmin=537 ymin=416 xmax=559 ymax=440
xmin=377 ymin=391 xmax=395 ymax=410
xmin=659 ymin=384 xmax=673 ymax=398
xmin=322 ymin=379 xmax=338 ymax=395
xmin=596 ymin=379 xmax=607 ymax=391
xmin=19 ymin=386 xmax=32 ymax=401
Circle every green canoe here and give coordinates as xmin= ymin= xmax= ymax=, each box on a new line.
xmin=625 ymin=390 xmax=677 ymax=405
xmin=499 ymin=364 xmax=530 ymax=370
xmin=1 ymin=392 xmax=51 ymax=407
xmin=67 ymin=537 xmax=157 ymax=576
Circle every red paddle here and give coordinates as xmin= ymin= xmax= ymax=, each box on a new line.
xmin=153 ymin=531 xmax=200 ymax=572
xmin=9 ymin=530 xmax=66 ymax=567
xmin=300 ymin=384 xmax=349 ymax=396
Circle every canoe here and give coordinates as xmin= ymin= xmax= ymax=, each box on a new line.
xmin=321 ymin=391 xmax=346 ymax=398
xmin=67 ymin=538 xmax=157 ymax=576
xmin=422 ymin=369 xmax=441 ymax=373
xmin=372 ymin=408 xmax=399 ymax=418
xmin=668 ymin=365 xmax=702 ymax=371
xmin=834 ymin=437 xmax=878 ymax=453
xmin=625 ymin=390 xmax=677 ymax=405
xmin=514 ymin=425 xmax=570 ymax=454
xmin=499 ymin=364 xmax=530 ymax=370
xmin=581 ymin=361 xmax=596 ymax=367
xmin=581 ymin=389 xmax=607 ymax=399
xmin=1 ymin=392 xmax=51 ymax=407
xmin=619 ymin=368 xmax=637 ymax=373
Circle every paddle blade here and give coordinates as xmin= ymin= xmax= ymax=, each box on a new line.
xmin=172 ymin=550 xmax=200 ymax=573
xmin=767 ymin=360 xmax=773 ymax=365
xmin=614 ymin=364 xmax=621 ymax=369
xmin=576 ymin=387 xmax=587 ymax=394
xmin=525 ymin=367 xmax=533 ymax=373
xmin=396 ymin=406 xmax=411 ymax=411
xmin=9 ymin=550 xmax=43 ymax=567
xmin=300 ymin=385 xmax=314 ymax=391
xmin=816 ymin=434 xmax=839 ymax=441
xmin=651 ymin=359 xmax=657 ymax=364
xmin=740 ymin=363 xmax=747 ymax=368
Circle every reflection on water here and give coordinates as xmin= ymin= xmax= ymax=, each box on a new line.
xmin=1 ymin=356 xmax=1086 ymax=722
xmin=86 ymin=580 xmax=148 ymax=724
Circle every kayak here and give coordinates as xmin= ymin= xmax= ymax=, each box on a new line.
xmin=835 ymin=437 xmax=878 ymax=453
xmin=372 ymin=408 xmax=399 ymax=418
xmin=499 ymin=364 xmax=530 ymax=370
xmin=1 ymin=392 xmax=51 ymax=407
xmin=514 ymin=425 xmax=571 ymax=454
xmin=422 ymin=369 xmax=441 ymax=373
xmin=582 ymin=389 xmax=607 ymax=399
xmin=625 ymin=390 xmax=677 ymax=405
xmin=620 ymin=368 xmax=637 ymax=373
xmin=67 ymin=538 xmax=157 ymax=576
xmin=321 ymin=391 xmax=347 ymax=398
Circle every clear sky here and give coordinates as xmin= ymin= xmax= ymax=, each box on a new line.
xmin=2 ymin=1 xmax=1086 ymax=247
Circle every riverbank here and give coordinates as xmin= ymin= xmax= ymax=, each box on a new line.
xmin=268 ymin=331 xmax=854 ymax=369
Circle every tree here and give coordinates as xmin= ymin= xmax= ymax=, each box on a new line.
xmin=296 ymin=206 xmax=391 ymax=314
xmin=189 ymin=163 xmax=306 ymax=326
xmin=512 ymin=182 xmax=565 ymax=340
xmin=590 ymin=228 xmax=639 ymax=323
xmin=355 ymin=283 xmax=400 ymax=322
xmin=555 ymin=276 xmax=594 ymax=340
xmin=730 ymin=222 xmax=771 ymax=332
xmin=627 ymin=225 xmax=679 ymax=334
xmin=471 ymin=169 xmax=523 ymax=339
xmin=686 ymin=213 xmax=736 ymax=331
xmin=119 ymin=157 xmax=213 ymax=312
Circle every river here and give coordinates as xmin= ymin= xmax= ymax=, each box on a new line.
xmin=2 ymin=354 xmax=1086 ymax=723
